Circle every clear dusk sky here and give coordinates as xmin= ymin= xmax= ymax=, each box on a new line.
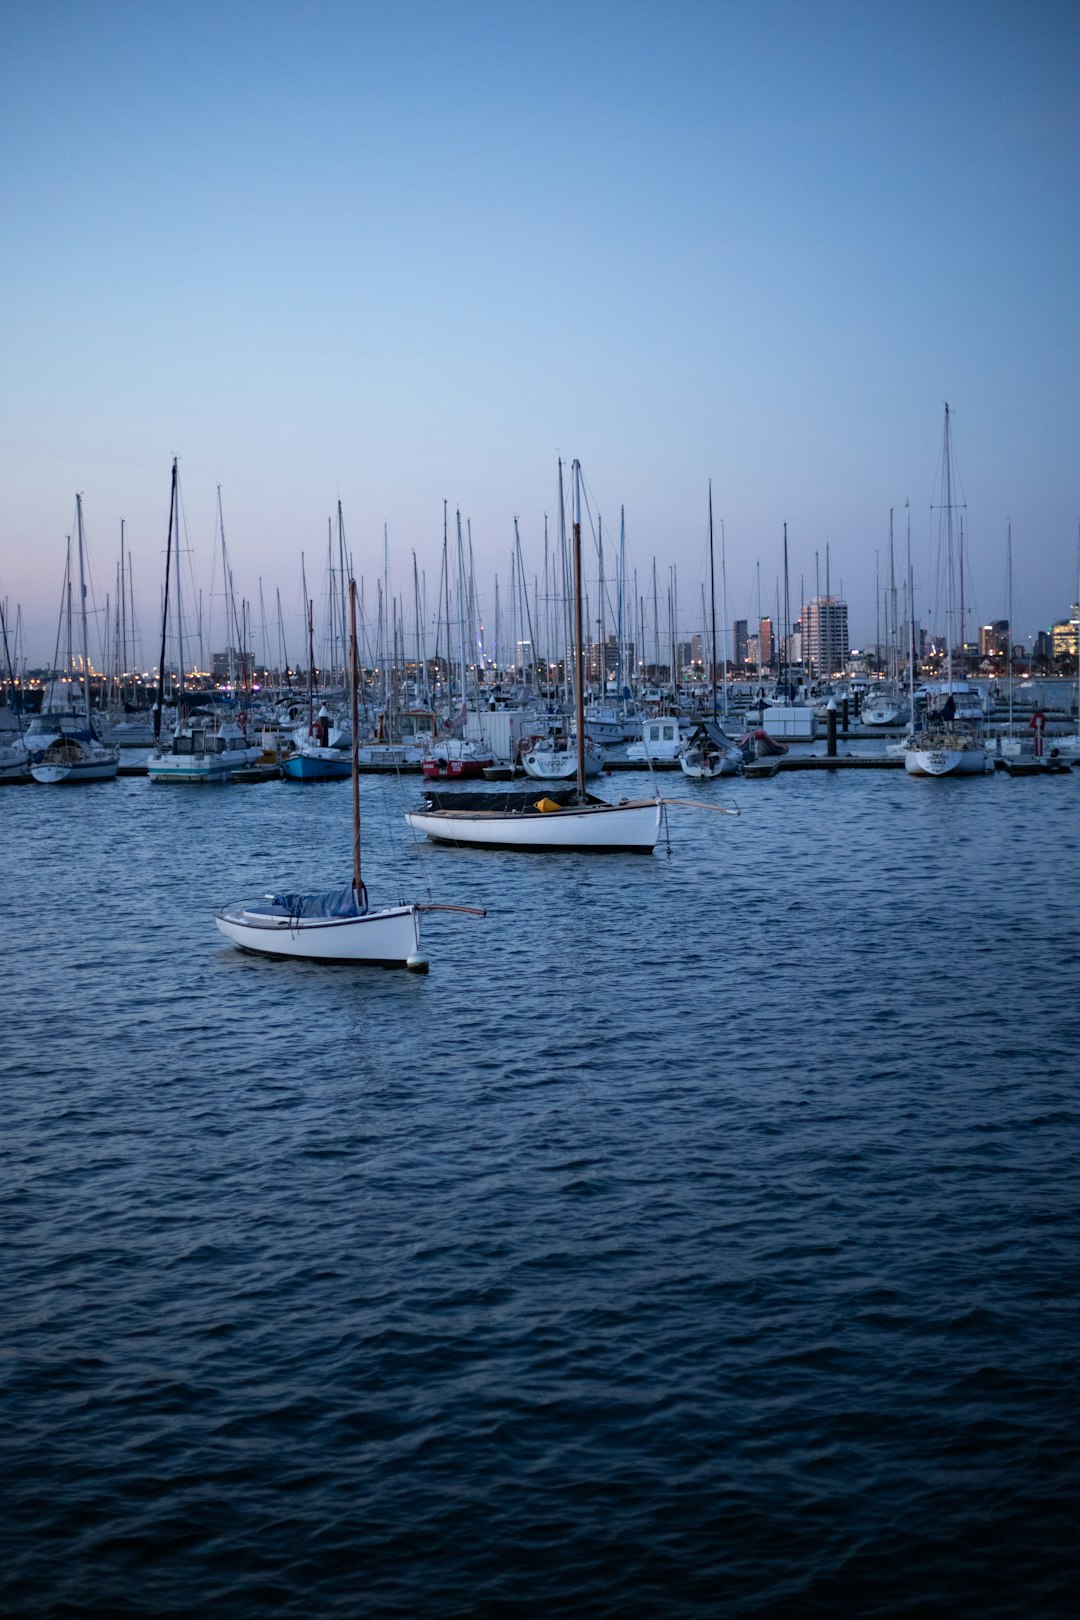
xmin=2 ymin=0 xmax=1078 ymax=667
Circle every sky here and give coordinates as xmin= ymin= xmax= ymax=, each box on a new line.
xmin=2 ymin=0 xmax=1079 ymax=668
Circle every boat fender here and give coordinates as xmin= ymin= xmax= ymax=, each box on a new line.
xmin=535 ymin=797 xmax=562 ymax=813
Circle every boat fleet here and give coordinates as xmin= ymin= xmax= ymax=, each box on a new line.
xmin=4 ymin=427 xmax=1079 ymax=968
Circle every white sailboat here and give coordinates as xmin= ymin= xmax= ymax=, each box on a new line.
xmin=30 ymin=498 xmax=120 ymax=785
xmin=406 ymin=461 xmax=662 ymax=852
xmin=519 ymin=730 xmax=606 ymax=780
xmin=147 ymin=461 xmax=261 ymax=784
xmin=216 ymin=579 xmax=481 ymax=966
xmin=678 ymin=719 xmax=744 ymax=779
xmin=905 ymin=406 xmax=988 ymax=779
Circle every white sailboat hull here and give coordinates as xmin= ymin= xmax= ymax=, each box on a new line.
xmin=0 ymin=743 xmax=31 ymax=782
xmin=678 ymin=752 xmax=740 ymax=779
xmin=904 ymin=744 xmax=988 ymax=777
xmin=405 ymin=797 xmax=661 ymax=852
xmin=520 ymin=741 xmax=605 ymax=779
xmin=30 ymin=740 xmax=119 ymax=783
xmin=214 ymin=902 xmax=423 ymax=965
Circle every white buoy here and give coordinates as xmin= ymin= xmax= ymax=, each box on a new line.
xmin=406 ymin=954 xmax=429 ymax=974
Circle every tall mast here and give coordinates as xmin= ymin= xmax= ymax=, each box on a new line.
xmin=75 ymin=494 xmax=91 ymax=728
xmin=153 ymin=460 xmax=177 ymax=745
xmin=708 ymin=481 xmax=718 ymax=719
xmin=338 ymin=503 xmax=349 ymax=685
xmin=720 ymin=517 xmax=730 ymax=716
xmin=119 ymin=520 xmax=127 ymax=700
xmin=888 ymin=510 xmax=898 ymax=686
xmin=1006 ymin=521 xmax=1014 ymax=739
xmin=944 ymin=403 xmax=954 ymax=693
xmin=597 ymin=513 xmax=606 ymax=699
xmin=572 ymin=460 xmax=586 ymax=803
xmin=455 ymin=510 xmax=468 ymax=705
xmin=906 ymin=499 xmax=916 ymax=719
xmin=349 ymin=578 xmax=363 ymax=903
xmin=306 ymin=600 xmax=315 ymax=737
xmin=782 ymin=522 xmax=790 ymax=690
xmin=617 ymin=507 xmax=626 ymax=701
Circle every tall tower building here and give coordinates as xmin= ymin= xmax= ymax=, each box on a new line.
xmin=803 ymin=596 xmax=849 ymax=677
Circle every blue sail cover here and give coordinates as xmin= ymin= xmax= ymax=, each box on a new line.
xmin=268 ymin=885 xmax=365 ymax=920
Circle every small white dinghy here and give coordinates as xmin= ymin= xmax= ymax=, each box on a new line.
xmin=215 ymin=886 xmax=426 ymax=967
xmin=215 ymin=577 xmax=483 ymax=969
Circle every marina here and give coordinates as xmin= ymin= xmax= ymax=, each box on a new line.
xmin=5 ymin=3 xmax=1080 ymax=1614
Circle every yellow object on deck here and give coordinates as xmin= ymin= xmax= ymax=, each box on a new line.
xmin=535 ymin=797 xmax=562 ymax=813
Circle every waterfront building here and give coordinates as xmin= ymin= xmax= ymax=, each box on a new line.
xmin=802 ymin=595 xmax=849 ymax=678
xmin=979 ymin=620 xmax=1010 ymax=658
xmin=1051 ymin=607 xmax=1079 ymax=662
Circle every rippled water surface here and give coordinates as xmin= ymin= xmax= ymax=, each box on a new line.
xmin=3 ymin=765 xmax=1079 ymax=1616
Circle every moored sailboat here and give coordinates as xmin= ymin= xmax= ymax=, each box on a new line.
xmin=905 ymin=406 xmax=988 ymax=779
xmin=282 ymin=604 xmax=352 ymax=781
xmin=405 ymin=461 xmax=662 ymax=852
xmin=217 ymin=580 xmax=483 ymax=966
xmin=30 ymin=498 xmax=120 ymax=785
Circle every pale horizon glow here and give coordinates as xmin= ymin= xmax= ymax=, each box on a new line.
xmin=2 ymin=0 xmax=1079 ymax=668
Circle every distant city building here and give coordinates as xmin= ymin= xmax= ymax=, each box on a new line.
xmin=211 ymin=648 xmax=251 ymax=683
xmin=733 ymin=619 xmax=748 ymax=666
xmin=1033 ymin=629 xmax=1054 ymax=666
xmin=1051 ymin=606 xmax=1079 ymax=662
xmin=758 ymin=616 xmax=773 ymax=670
xmin=979 ymin=620 xmax=1010 ymax=658
xmin=802 ymin=596 xmax=849 ymax=677
xmin=587 ymin=635 xmax=634 ymax=686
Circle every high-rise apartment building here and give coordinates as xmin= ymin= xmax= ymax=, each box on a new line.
xmin=802 ymin=596 xmax=849 ymax=677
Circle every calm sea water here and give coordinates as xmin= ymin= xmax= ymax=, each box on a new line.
xmin=3 ymin=764 xmax=1079 ymax=1617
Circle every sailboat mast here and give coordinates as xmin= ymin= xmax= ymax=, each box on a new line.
xmin=720 ymin=518 xmax=730 ymax=716
xmin=708 ymin=482 xmax=717 ymax=719
xmin=349 ymin=579 xmax=362 ymax=902
xmin=1006 ymin=521 xmax=1014 ymax=739
xmin=75 ymin=494 xmax=91 ymax=728
xmin=944 ymin=404 xmax=954 ymax=693
xmin=306 ymin=601 xmax=315 ymax=737
xmin=906 ymin=499 xmax=916 ymax=718
xmin=572 ymin=460 xmax=587 ymax=803
xmin=153 ymin=459 xmax=177 ymax=745
xmin=338 ymin=503 xmax=349 ymax=686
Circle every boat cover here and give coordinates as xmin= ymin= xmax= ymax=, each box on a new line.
xmin=694 ymin=719 xmax=743 ymax=751
xmin=266 ymin=885 xmax=365 ymax=919
xmin=419 ymin=786 xmax=604 ymax=812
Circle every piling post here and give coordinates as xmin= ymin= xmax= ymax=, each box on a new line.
xmin=826 ymin=698 xmax=838 ymax=757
